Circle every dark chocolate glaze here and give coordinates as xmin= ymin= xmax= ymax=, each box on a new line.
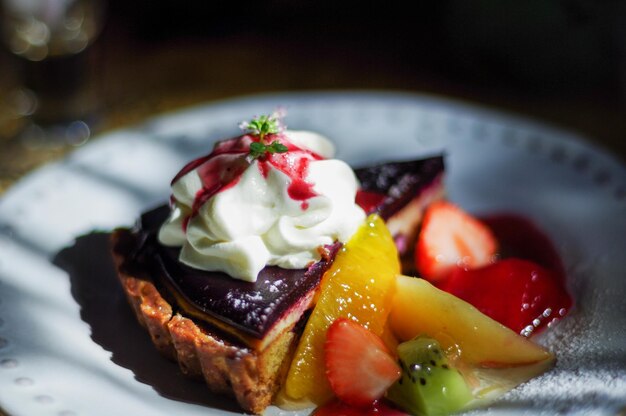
xmin=355 ymin=155 xmax=445 ymax=219
xmin=126 ymin=205 xmax=338 ymax=339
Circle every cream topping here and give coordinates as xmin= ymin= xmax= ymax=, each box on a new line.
xmin=158 ymin=130 xmax=365 ymax=282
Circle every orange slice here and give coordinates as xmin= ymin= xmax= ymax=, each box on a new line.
xmin=283 ymin=215 xmax=400 ymax=404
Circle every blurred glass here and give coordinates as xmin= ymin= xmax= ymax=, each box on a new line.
xmin=0 ymin=0 xmax=105 ymax=147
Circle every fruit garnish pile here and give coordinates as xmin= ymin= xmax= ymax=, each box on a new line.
xmin=279 ymin=202 xmax=572 ymax=415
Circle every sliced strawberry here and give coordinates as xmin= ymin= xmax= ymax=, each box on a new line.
xmin=313 ymin=398 xmax=408 ymax=416
xmin=415 ymin=201 xmax=497 ymax=282
xmin=324 ymin=318 xmax=401 ymax=408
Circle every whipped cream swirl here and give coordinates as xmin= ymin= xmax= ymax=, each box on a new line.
xmin=158 ymin=130 xmax=365 ymax=282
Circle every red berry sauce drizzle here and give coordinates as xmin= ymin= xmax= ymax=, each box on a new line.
xmin=441 ymin=214 xmax=573 ymax=337
xmin=355 ymin=190 xmax=387 ymax=214
xmin=169 ymin=134 xmax=324 ymax=231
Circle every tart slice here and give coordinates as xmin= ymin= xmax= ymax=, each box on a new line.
xmin=111 ymin=209 xmax=337 ymax=413
xmin=110 ymin=113 xmax=446 ymax=414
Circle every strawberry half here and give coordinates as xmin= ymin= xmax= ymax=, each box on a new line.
xmin=324 ymin=318 xmax=401 ymax=408
xmin=415 ymin=201 xmax=497 ymax=282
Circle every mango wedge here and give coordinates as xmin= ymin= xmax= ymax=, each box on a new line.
xmin=390 ymin=275 xmax=554 ymax=367
xmin=390 ymin=275 xmax=557 ymax=407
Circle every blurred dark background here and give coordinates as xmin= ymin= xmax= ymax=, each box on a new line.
xmin=105 ymin=0 xmax=626 ymax=94
xmin=0 ymin=0 xmax=625 ymax=187
xmin=110 ymin=0 xmax=624 ymax=140
xmin=115 ymin=0 xmax=625 ymax=92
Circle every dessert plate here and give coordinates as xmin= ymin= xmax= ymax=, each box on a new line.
xmin=0 ymin=92 xmax=625 ymax=416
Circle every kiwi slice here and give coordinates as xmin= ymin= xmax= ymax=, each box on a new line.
xmin=387 ymin=337 xmax=472 ymax=415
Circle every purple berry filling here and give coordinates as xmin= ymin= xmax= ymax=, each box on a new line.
xmin=129 ymin=205 xmax=338 ymax=339
xmin=354 ymin=155 xmax=444 ymax=219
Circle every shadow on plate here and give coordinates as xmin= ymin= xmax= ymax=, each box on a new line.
xmin=53 ymin=231 xmax=241 ymax=413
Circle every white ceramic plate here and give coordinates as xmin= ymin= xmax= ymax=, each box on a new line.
xmin=0 ymin=92 xmax=625 ymax=416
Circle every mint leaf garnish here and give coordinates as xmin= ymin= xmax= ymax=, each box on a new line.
xmin=241 ymin=109 xmax=289 ymax=162
xmin=249 ymin=141 xmax=267 ymax=159
xmin=267 ymin=141 xmax=288 ymax=153
xmin=239 ymin=108 xmax=286 ymax=142
xmin=247 ymin=140 xmax=288 ymax=161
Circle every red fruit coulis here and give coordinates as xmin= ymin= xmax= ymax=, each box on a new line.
xmin=482 ymin=214 xmax=566 ymax=281
xmin=439 ymin=214 xmax=573 ymax=337
xmin=355 ymin=190 xmax=387 ymax=214
xmin=170 ymin=134 xmax=324 ymax=230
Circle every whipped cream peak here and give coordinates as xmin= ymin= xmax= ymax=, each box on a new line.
xmin=158 ymin=129 xmax=365 ymax=282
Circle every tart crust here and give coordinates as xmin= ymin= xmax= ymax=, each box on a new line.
xmin=111 ymin=229 xmax=297 ymax=414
